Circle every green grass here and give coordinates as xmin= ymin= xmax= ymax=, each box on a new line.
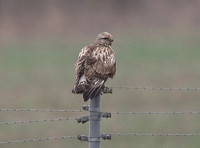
xmin=0 ymin=35 xmax=200 ymax=148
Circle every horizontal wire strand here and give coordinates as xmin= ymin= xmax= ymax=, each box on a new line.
xmin=110 ymin=86 xmax=200 ymax=91
xmin=1 ymin=108 xmax=200 ymax=115
xmin=0 ymin=108 xmax=83 ymax=112
xmin=111 ymin=111 xmax=200 ymax=115
xmin=0 ymin=135 xmax=76 ymax=144
xmin=110 ymin=132 xmax=200 ymax=136
xmin=1 ymin=133 xmax=200 ymax=144
xmin=0 ymin=117 xmax=77 ymax=125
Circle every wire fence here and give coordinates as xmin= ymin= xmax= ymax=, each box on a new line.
xmin=1 ymin=108 xmax=200 ymax=115
xmin=1 ymin=86 xmax=200 ymax=146
xmin=0 ymin=135 xmax=77 ymax=144
xmin=0 ymin=108 xmax=82 ymax=112
xmin=0 ymin=110 xmax=200 ymax=126
xmin=1 ymin=132 xmax=200 ymax=145
xmin=0 ymin=117 xmax=77 ymax=125
xmin=111 ymin=111 xmax=200 ymax=115
xmin=110 ymin=86 xmax=200 ymax=91
xmin=110 ymin=132 xmax=200 ymax=137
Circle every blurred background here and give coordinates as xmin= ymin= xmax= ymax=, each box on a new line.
xmin=0 ymin=0 xmax=200 ymax=147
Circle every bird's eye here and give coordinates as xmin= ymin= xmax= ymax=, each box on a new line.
xmin=103 ymin=37 xmax=109 ymax=40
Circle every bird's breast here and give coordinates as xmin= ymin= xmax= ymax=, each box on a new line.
xmin=91 ymin=46 xmax=115 ymax=75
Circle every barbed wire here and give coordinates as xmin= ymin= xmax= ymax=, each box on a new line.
xmin=110 ymin=132 xmax=200 ymax=137
xmin=0 ymin=135 xmax=76 ymax=144
xmin=110 ymin=86 xmax=200 ymax=91
xmin=1 ymin=133 xmax=200 ymax=145
xmin=111 ymin=111 xmax=200 ymax=115
xmin=0 ymin=108 xmax=83 ymax=112
xmin=1 ymin=108 xmax=200 ymax=115
xmin=0 ymin=117 xmax=77 ymax=125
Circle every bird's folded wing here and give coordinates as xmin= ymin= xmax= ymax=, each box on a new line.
xmin=83 ymin=79 xmax=104 ymax=102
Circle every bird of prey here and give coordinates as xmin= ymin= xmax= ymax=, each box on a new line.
xmin=72 ymin=32 xmax=116 ymax=102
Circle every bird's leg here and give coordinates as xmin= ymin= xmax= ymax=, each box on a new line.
xmin=100 ymin=84 xmax=105 ymax=95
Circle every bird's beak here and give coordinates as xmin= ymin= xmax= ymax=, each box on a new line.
xmin=109 ymin=36 xmax=114 ymax=42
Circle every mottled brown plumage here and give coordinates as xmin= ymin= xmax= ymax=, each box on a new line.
xmin=72 ymin=32 xmax=116 ymax=102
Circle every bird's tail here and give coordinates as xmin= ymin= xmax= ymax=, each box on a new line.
xmin=83 ymin=79 xmax=104 ymax=102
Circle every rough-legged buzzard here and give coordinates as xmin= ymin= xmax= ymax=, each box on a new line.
xmin=72 ymin=32 xmax=116 ymax=102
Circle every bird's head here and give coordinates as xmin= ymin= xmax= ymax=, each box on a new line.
xmin=95 ymin=32 xmax=114 ymax=46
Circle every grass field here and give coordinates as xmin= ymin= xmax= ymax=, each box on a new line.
xmin=0 ymin=33 xmax=200 ymax=148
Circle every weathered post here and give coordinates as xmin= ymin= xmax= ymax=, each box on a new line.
xmin=89 ymin=93 xmax=101 ymax=148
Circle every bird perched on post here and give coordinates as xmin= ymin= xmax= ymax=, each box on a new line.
xmin=72 ymin=32 xmax=116 ymax=102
